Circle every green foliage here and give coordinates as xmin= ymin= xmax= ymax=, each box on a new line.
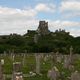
xmin=0 ymin=30 xmax=80 ymax=54
xmin=6 ymin=34 xmax=25 ymax=46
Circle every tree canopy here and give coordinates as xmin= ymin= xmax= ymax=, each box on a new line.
xmin=0 ymin=30 xmax=80 ymax=54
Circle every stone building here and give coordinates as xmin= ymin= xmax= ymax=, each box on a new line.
xmin=37 ymin=21 xmax=50 ymax=35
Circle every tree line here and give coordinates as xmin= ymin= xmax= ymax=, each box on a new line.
xmin=0 ymin=30 xmax=80 ymax=54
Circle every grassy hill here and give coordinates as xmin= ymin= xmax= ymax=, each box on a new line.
xmin=0 ymin=29 xmax=80 ymax=54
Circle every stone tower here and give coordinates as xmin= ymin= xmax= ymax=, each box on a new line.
xmin=37 ymin=21 xmax=50 ymax=35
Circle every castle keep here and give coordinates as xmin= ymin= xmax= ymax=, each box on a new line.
xmin=37 ymin=21 xmax=50 ymax=35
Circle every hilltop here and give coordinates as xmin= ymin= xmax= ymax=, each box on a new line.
xmin=0 ymin=21 xmax=80 ymax=54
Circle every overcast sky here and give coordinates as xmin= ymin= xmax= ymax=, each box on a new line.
xmin=0 ymin=0 xmax=80 ymax=36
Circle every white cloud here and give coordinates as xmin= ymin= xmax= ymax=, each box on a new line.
xmin=48 ymin=20 xmax=80 ymax=37
xmin=68 ymin=29 xmax=80 ymax=37
xmin=60 ymin=1 xmax=80 ymax=12
xmin=0 ymin=18 xmax=38 ymax=35
xmin=0 ymin=3 xmax=56 ymax=35
xmin=35 ymin=3 xmax=55 ymax=12
xmin=0 ymin=6 xmax=38 ymax=35
xmin=0 ymin=4 xmax=79 ymax=37
xmin=0 ymin=6 xmax=37 ymax=17
xmin=60 ymin=1 xmax=80 ymax=19
xmin=49 ymin=20 xmax=80 ymax=28
xmin=61 ymin=12 xmax=80 ymax=19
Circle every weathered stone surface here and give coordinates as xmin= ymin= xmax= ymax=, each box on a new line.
xmin=47 ymin=66 xmax=60 ymax=80
xmin=71 ymin=71 xmax=80 ymax=80
xmin=56 ymin=55 xmax=63 ymax=63
xmin=37 ymin=21 xmax=50 ymax=35
xmin=12 ymin=72 xmax=23 ymax=80
xmin=63 ymin=55 xmax=70 ymax=68
xmin=0 ymin=63 xmax=3 ymax=80
xmin=13 ymin=62 xmax=22 ymax=72
xmin=35 ymin=54 xmax=41 ymax=74
xmin=12 ymin=62 xmax=23 ymax=80
xmin=1 ymin=59 xmax=4 ymax=65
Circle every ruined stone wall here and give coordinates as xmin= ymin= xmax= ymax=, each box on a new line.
xmin=37 ymin=21 xmax=50 ymax=35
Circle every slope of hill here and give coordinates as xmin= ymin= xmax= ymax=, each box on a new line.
xmin=0 ymin=29 xmax=79 ymax=54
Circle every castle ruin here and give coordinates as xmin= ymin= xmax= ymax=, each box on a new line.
xmin=37 ymin=21 xmax=50 ymax=35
